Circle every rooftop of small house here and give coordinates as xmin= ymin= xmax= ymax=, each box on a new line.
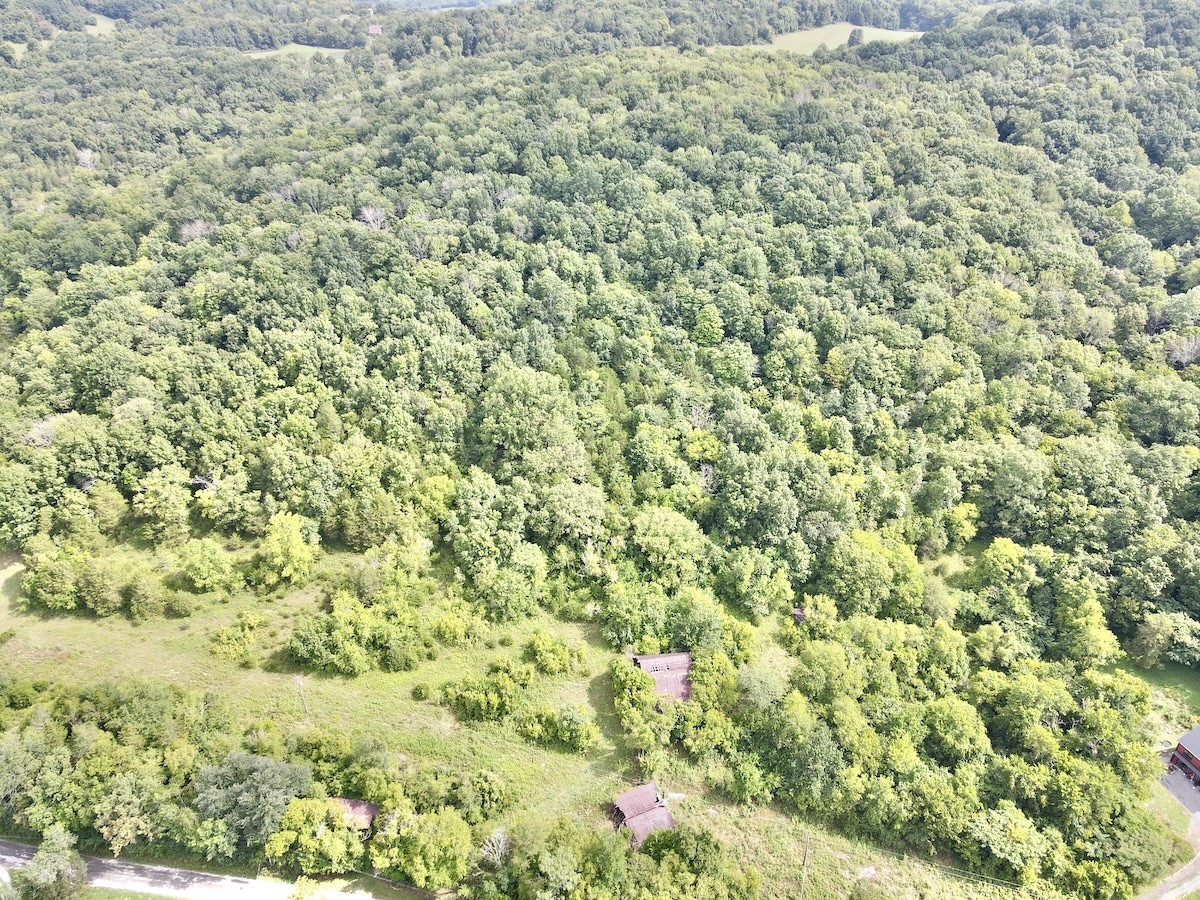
xmin=1178 ymin=725 xmax=1200 ymax=760
xmin=625 ymin=805 xmax=676 ymax=849
xmin=331 ymin=797 xmax=378 ymax=830
xmin=613 ymin=782 xmax=662 ymax=822
xmin=632 ymin=652 xmax=692 ymax=701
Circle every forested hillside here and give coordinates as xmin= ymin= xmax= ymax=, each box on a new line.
xmin=2 ymin=0 xmax=1200 ymax=897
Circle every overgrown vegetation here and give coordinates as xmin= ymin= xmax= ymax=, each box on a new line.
xmin=3 ymin=0 xmax=1200 ymax=895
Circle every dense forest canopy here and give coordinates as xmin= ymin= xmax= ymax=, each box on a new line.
xmin=2 ymin=0 xmax=1200 ymax=896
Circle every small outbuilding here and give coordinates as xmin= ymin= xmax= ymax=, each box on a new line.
xmin=625 ymin=805 xmax=676 ymax=849
xmin=632 ymin=652 xmax=692 ymax=702
xmin=331 ymin=798 xmax=378 ymax=831
xmin=612 ymin=782 xmax=676 ymax=849
xmin=367 ymin=23 xmax=383 ymax=35
xmin=613 ymin=782 xmax=663 ymax=823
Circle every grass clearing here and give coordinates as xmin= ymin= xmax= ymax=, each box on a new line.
xmin=1125 ymin=660 xmax=1200 ymax=716
xmin=766 ymin=23 xmax=924 ymax=54
xmin=1148 ymin=779 xmax=1195 ymax=838
xmin=84 ymin=14 xmax=118 ymax=36
xmin=689 ymin=800 xmax=1034 ymax=900
xmin=0 ymin=553 xmax=632 ymax=831
xmin=244 ymin=43 xmax=350 ymax=60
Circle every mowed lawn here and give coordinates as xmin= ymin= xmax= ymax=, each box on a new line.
xmin=768 ymin=23 xmax=924 ymax=54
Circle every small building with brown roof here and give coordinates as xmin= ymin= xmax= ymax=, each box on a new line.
xmin=632 ymin=652 xmax=692 ymax=701
xmin=612 ymin=782 xmax=676 ymax=849
xmin=625 ymin=805 xmax=676 ymax=849
xmin=613 ymin=782 xmax=662 ymax=824
xmin=331 ymin=798 xmax=377 ymax=831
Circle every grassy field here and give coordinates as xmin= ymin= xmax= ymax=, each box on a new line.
xmin=768 ymin=23 xmax=924 ymax=54
xmin=685 ymin=800 xmax=1034 ymax=900
xmin=3 ymin=10 xmax=116 ymax=62
xmin=1149 ymin=778 xmax=1195 ymax=838
xmin=0 ymin=550 xmax=631 ymax=832
xmin=0 ymin=549 xmax=1030 ymax=899
xmin=85 ymin=13 xmax=118 ymax=36
xmin=1126 ymin=659 xmax=1200 ymax=715
xmin=244 ymin=43 xmax=350 ymax=60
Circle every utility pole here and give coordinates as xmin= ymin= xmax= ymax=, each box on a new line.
xmin=295 ymin=675 xmax=310 ymax=718
xmin=798 ymin=830 xmax=811 ymax=900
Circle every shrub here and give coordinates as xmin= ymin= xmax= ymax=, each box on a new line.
xmin=211 ymin=612 xmax=264 ymax=665
xmin=441 ymin=661 xmax=534 ymax=722
xmin=21 ymin=539 xmax=82 ymax=612
xmin=165 ymin=592 xmax=195 ymax=618
xmin=518 ymin=706 xmax=600 ymax=752
xmin=126 ymin=575 xmax=166 ymax=622
xmin=178 ymin=538 xmax=234 ymax=593
xmin=77 ymin=562 xmax=123 ymax=616
xmin=524 ymin=630 xmax=584 ymax=676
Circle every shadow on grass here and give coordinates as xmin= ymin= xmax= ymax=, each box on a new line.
xmin=587 ymin=671 xmax=632 ymax=780
xmin=260 ymin=645 xmax=310 ymax=675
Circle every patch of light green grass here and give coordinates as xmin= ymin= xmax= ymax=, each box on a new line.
xmin=687 ymin=799 xmax=1036 ymax=900
xmin=1114 ymin=658 xmax=1200 ymax=748
xmin=1125 ymin=660 xmax=1200 ymax=716
xmin=84 ymin=14 xmax=117 ymax=36
xmin=767 ymin=23 xmax=924 ymax=55
xmin=1148 ymin=779 xmax=1194 ymax=837
xmin=244 ymin=43 xmax=349 ymax=60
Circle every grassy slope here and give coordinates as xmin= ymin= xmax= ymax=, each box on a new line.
xmin=1119 ymin=659 xmax=1200 ymax=744
xmin=244 ymin=44 xmax=350 ymax=60
xmin=84 ymin=14 xmax=118 ymax=36
xmin=1 ymin=549 xmax=1038 ymax=899
xmin=768 ymin=23 xmax=924 ymax=54
xmin=0 ymin=556 xmax=630 ymax=833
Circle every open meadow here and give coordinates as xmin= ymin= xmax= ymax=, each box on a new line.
xmin=768 ymin=23 xmax=924 ymax=53
xmin=244 ymin=43 xmax=350 ymax=60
